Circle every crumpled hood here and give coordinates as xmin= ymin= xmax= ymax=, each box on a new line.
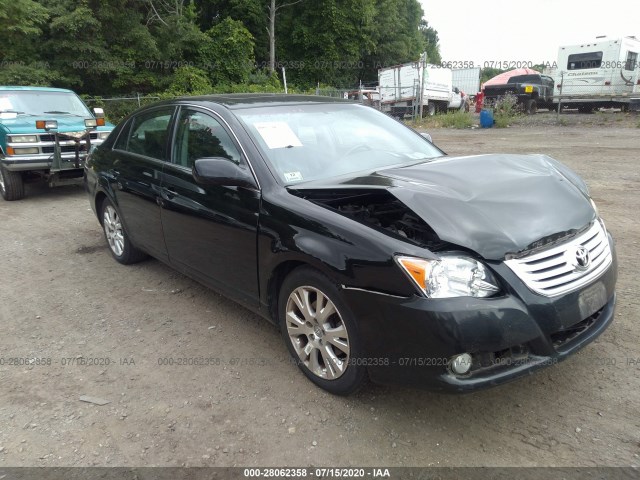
xmin=299 ymin=154 xmax=596 ymax=260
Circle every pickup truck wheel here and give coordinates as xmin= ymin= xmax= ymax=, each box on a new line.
xmin=279 ymin=267 xmax=367 ymax=396
xmin=525 ymin=99 xmax=537 ymax=115
xmin=0 ymin=166 xmax=25 ymax=201
xmin=425 ymin=103 xmax=436 ymax=117
xmin=100 ymin=199 xmax=147 ymax=265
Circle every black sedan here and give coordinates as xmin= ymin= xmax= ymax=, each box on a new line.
xmin=85 ymin=94 xmax=617 ymax=395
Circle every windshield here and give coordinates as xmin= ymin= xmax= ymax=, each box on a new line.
xmin=236 ymin=103 xmax=444 ymax=184
xmin=0 ymin=90 xmax=92 ymax=117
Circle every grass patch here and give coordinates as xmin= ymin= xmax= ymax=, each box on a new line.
xmin=411 ymin=110 xmax=475 ymax=129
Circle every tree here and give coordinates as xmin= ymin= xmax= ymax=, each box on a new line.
xmin=360 ymin=0 xmax=425 ymax=81
xmin=202 ymin=17 xmax=255 ymax=85
xmin=0 ymin=0 xmax=48 ymax=61
xmin=267 ymin=0 xmax=302 ymax=73
xmin=419 ymin=19 xmax=440 ymax=64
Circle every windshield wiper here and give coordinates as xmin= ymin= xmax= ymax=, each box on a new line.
xmin=0 ymin=110 xmax=26 ymax=114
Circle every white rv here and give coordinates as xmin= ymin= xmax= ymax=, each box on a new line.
xmin=378 ymin=61 xmax=465 ymax=117
xmin=555 ymin=36 xmax=640 ymax=112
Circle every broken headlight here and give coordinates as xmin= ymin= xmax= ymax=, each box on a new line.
xmin=396 ymin=254 xmax=500 ymax=298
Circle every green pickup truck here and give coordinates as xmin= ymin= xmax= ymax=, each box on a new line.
xmin=0 ymin=86 xmax=114 ymax=200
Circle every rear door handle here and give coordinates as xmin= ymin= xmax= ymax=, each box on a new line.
xmin=162 ymin=188 xmax=179 ymax=199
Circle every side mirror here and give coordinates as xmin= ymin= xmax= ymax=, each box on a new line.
xmin=454 ymin=87 xmax=460 ymax=94
xmin=93 ymin=107 xmax=105 ymax=118
xmin=420 ymin=132 xmax=433 ymax=143
xmin=193 ymin=157 xmax=257 ymax=189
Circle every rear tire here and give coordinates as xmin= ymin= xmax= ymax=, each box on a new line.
xmin=0 ymin=166 xmax=25 ymax=201
xmin=525 ymin=99 xmax=537 ymax=115
xmin=278 ymin=267 xmax=367 ymax=396
xmin=100 ymin=198 xmax=147 ymax=265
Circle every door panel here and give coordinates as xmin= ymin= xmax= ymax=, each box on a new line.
xmin=161 ymin=107 xmax=260 ymax=306
xmin=110 ymin=107 xmax=175 ymax=261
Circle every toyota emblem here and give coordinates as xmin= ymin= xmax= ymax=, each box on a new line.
xmin=574 ymin=246 xmax=591 ymax=271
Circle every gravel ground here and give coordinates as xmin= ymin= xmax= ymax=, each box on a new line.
xmin=0 ymin=115 xmax=639 ymax=468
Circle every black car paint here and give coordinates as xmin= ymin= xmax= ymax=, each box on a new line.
xmin=291 ymin=153 xmax=596 ymax=260
xmin=85 ymin=94 xmax=617 ymax=391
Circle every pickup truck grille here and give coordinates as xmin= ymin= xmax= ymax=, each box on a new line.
xmin=42 ymin=144 xmax=89 ymax=154
xmin=505 ymin=221 xmax=612 ymax=297
xmin=39 ymin=132 xmax=98 ymax=142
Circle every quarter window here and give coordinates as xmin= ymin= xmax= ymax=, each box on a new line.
xmin=125 ymin=108 xmax=174 ymax=160
xmin=173 ymin=109 xmax=242 ymax=169
xmin=567 ymin=52 xmax=603 ymax=70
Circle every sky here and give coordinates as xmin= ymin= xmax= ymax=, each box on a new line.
xmin=418 ymin=0 xmax=640 ymax=67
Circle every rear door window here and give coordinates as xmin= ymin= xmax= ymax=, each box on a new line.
xmin=124 ymin=108 xmax=175 ymax=160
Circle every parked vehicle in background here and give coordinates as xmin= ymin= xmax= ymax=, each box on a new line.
xmin=554 ymin=36 xmax=640 ymax=113
xmin=483 ymin=72 xmax=555 ymax=114
xmin=452 ymin=67 xmax=481 ymax=101
xmin=0 ymin=86 xmax=114 ymax=201
xmin=345 ymin=88 xmax=381 ymax=109
xmin=86 ymin=94 xmax=617 ymax=395
xmin=379 ymin=61 xmax=464 ymax=117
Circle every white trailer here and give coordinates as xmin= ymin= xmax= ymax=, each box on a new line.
xmin=452 ymin=67 xmax=481 ymax=97
xmin=554 ymin=36 xmax=640 ymax=112
xmin=378 ymin=61 xmax=464 ymax=117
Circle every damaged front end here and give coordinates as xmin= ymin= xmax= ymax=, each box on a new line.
xmin=289 ymin=188 xmax=451 ymax=251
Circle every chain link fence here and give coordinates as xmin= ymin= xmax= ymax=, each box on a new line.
xmin=83 ymin=94 xmax=161 ymax=124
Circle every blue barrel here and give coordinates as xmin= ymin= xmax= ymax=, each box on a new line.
xmin=480 ymin=109 xmax=494 ymax=128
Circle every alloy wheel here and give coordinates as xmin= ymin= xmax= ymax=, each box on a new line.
xmin=103 ymin=205 xmax=125 ymax=257
xmin=285 ymin=286 xmax=350 ymax=380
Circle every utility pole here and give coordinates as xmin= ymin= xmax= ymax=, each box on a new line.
xmin=418 ymin=52 xmax=428 ymax=119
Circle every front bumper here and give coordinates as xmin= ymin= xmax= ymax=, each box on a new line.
xmin=342 ymin=234 xmax=618 ymax=392
xmin=1 ymin=153 xmax=88 ymax=172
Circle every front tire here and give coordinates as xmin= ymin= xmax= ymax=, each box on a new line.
xmin=100 ymin=198 xmax=147 ymax=265
xmin=0 ymin=166 xmax=25 ymax=201
xmin=279 ymin=267 xmax=367 ymax=395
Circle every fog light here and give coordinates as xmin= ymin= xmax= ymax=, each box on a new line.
xmin=450 ymin=353 xmax=472 ymax=375
xmin=13 ymin=147 xmax=39 ymax=155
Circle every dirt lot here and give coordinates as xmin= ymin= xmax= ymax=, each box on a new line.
xmin=1 ymin=114 xmax=639 ymax=468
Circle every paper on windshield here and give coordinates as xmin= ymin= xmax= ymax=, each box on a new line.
xmin=254 ymin=122 xmax=303 ymax=149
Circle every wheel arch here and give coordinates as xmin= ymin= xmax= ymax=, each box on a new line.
xmin=95 ymin=191 xmax=108 ymax=224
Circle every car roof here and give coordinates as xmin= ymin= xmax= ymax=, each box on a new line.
xmin=167 ymin=93 xmax=351 ymax=110
xmin=0 ymin=86 xmax=76 ymax=93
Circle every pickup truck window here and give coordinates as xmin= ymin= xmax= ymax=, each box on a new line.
xmin=568 ymin=52 xmax=603 ymax=70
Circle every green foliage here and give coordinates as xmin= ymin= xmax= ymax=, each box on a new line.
xmin=419 ymin=20 xmax=441 ymax=64
xmin=411 ymin=110 xmax=474 ymax=129
xmin=0 ymin=62 xmax=60 ymax=86
xmin=167 ymin=66 xmax=213 ymax=95
xmin=480 ymin=68 xmax=506 ymax=84
xmin=203 ymin=17 xmax=255 ymax=85
xmin=4 ymin=0 xmax=441 ymax=95
xmin=492 ymin=93 xmax=520 ymax=128
xmin=0 ymin=0 xmax=48 ymax=62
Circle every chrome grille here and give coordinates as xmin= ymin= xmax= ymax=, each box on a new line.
xmin=505 ymin=221 xmax=612 ymax=297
